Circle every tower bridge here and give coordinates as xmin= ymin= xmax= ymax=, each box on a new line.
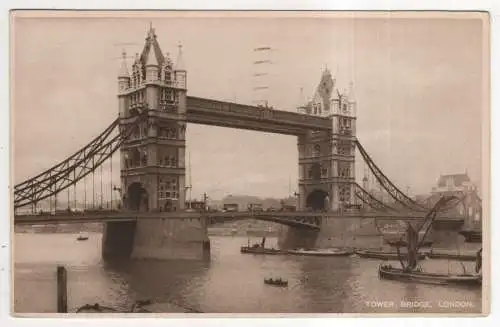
xmin=13 ymin=25 xmax=478 ymax=260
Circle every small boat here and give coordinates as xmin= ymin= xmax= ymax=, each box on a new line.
xmin=387 ymin=240 xmax=433 ymax=248
xmin=240 ymin=246 xmax=283 ymax=255
xmin=356 ymin=249 xmax=427 ymax=261
xmin=264 ymin=278 xmax=288 ymax=287
xmin=287 ymin=248 xmax=353 ymax=257
xmin=378 ymin=264 xmax=481 ymax=287
xmin=427 ymin=250 xmax=477 ymax=261
xmin=76 ymin=233 xmax=88 ymax=241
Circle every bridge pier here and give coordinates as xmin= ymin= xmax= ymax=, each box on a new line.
xmin=102 ymin=218 xmax=210 ymax=261
xmin=278 ymin=217 xmax=383 ymax=250
xmin=131 ymin=218 xmax=210 ymax=261
xmin=102 ymin=221 xmax=137 ymax=260
xmin=278 ymin=226 xmax=319 ymax=250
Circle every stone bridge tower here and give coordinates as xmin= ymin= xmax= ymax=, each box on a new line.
xmin=118 ymin=26 xmax=187 ymax=213
xmin=103 ymin=26 xmax=209 ymax=261
xmin=279 ymin=69 xmax=359 ymax=250
xmin=297 ymin=68 xmax=357 ymax=213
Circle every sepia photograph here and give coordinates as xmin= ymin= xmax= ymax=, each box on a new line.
xmin=10 ymin=10 xmax=489 ymax=315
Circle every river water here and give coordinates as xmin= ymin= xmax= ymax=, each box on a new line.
xmin=13 ymin=232 xmax=482 ymax=314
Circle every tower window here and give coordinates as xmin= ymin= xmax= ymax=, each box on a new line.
xmin=313 ymin=144 xmax=321 ymax=157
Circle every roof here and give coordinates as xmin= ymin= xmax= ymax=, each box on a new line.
xmin=118 ymin=51 xmax=129 ymax=78
xmin=139 ymin=26 xmax=165 ymax=67
xmin=174 ymin=43 xmax=186 ymax=71
xmin=436 ymin=173 xmax=471 ymax=188
xmin=315 ymin=68 xmax=335 ymax=111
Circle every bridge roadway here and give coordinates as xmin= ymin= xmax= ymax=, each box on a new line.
xmin=14 ymin=210 xmax=464 ymax=227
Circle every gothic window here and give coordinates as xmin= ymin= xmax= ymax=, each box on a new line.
xmin=141 ymin=150 xmax=148 ymax=166
xmin=131 ymin=148 xmax=141 ymax=167
xmin=339 ymin=185 xmax=351 ymax=202
xmin=310 ymin=163 xmax=321 ymax=180
xmin=313 ymin=144 xmax=321 ymax=157
xmin=159 ymin=177 xmax=178 ymax=201
xmin=337 ymin=162 xmax=351 ymax=177
xmin=321 ymin=165 xmax=328 ymax=178
xmin=338 ymin=141 xmax=351 ymax=156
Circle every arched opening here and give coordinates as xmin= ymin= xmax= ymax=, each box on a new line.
xmin=306 ymin=190 xmax=330 ymax=212
xmin=126 ymin=182 xmax=149 ymax=212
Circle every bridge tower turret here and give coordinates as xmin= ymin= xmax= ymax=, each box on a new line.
xmin=117 ymin=51 xmax=130 ymax=118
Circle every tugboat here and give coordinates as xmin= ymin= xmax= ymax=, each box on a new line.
xmin=378 ymin=196 xmax=482 ymax=287
xmin=264 ymin=277 xmax=288 ymax=287
xmin=240 ymin=233 xmax=283 ymax=255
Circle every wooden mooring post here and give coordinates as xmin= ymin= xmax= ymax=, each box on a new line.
xmin=56 ymin=265 xmax=68 ymax=313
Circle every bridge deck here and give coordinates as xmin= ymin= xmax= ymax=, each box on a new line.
xmin=14 ymin=210 xmax=464 ymax=225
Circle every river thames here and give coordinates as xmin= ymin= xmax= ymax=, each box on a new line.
xmin=13 ymin=232 xmax=482 ymax=314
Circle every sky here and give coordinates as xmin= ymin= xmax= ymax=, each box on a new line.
xmin=12 ymin=11 xmax=487 ymax=201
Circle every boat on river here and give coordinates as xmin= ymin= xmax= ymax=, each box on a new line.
xmin=427 ymin=249 xmax=478 ymax=261
xmin=240 ymin=245 xmax=283 ymax=255
xmin=240 ymin=233 xmax=284 ymax=255
xmin=76 ymin=232 xmax=88 ymax=241
xmin=378 ymin=195 xmax=482 ymax=287
xmin=287 ymin=248 xmax=353 ymax=257
xmin=264 ymin=278 xmax=288 ymax=287
xmin=378 ymin=264 xmax=481 ymax=286
xmin=356 ymin=249 xmax=427 ymax=261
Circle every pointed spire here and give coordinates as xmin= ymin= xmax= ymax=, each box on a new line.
xmin=118 ymin=50 xmax=129 ymax=78
xmin=147 ymin=22 xmax=155 ymax=39
xmin=164 ymin=52 xmax=172 ymax=67
xmin=298 ymin=86 xmax=305 ymax=105
xmin=145 ymin=43 xmax=158 ymax=66
xmin=175 ymin=42 xmax=186 ymax=71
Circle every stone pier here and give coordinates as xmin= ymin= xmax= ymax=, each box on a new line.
xmin=102 ymin=218 xmax=210 ymax=261
xmin=278 ymin=217 xmax=383 ymax=250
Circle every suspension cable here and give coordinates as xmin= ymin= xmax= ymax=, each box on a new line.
xmin=100 ymin=162 xmax=103 ymax=209
xmin=92 ymin=156 xmax=95 ymax=209
xmin=110 ymin=152 xmax=113 ymax=209
xmin=84 ymin=175 xmax=87 ymax=210
xmin=73 ymin=169 xmax=76 ymax=210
